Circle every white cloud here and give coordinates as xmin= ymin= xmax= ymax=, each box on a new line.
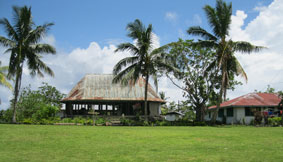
xmin=165 ymin=12 xmax=178 ymax=22
xmin=228 ymin=0 xmax=283 ymax=99
xmin=253 ymin=2 xmax=268 ymax=12
xmin=0 ymin=33 xmax=184 ymax=109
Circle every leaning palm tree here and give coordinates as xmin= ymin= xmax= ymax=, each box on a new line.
xmin=0 ymin=6 xmax=56 ymax=123
xmin=113 ymin=19 xmax=170 ymax=121
xmin=187 ymin=0 xmax=264 ymax=123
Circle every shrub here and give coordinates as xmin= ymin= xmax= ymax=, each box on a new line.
xmin=32 ymin=104 xmax=59 ymax=121
xmin=143 ymin=121 xmax=150 ymax=126
xmin=159 ymin=121 xmax=170 ymax=126
xmin=73 ymin=117 xmax=85 ymax=125
xmin=61 ymin=118 xmax=73 ymax=123
xmin=23 ymin=118 xmax=33 ymax=124
xmin=95 ymin=118 xmax=106 ymax=125
xmin=85 ymin=119 xmax=94 ymax=125
xmin=0 ymin=109 xmax=13 ymax=123
xmin=268 ymin=117 xmax=282 ymax=126
xmin=120 ymin=118 xmax=134 ymax=126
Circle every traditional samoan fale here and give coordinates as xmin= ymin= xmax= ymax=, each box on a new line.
xmin=205 ymin=93 xmax=282 ymax=124
xmin=61 ymin=74 xmax=165 ymax=118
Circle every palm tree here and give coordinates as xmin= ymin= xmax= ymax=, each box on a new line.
xmin=187 ymin=0 xmax=264 ymax=123
xmin=113 ymin=19 xmax=170 ymax=121
xmin=0 ymin=6 xmax=56 ymax=123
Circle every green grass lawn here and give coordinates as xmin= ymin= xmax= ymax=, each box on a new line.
xmin=0 ymin=125 xmax=283 ymax=162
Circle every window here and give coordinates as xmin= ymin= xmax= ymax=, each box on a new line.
xmin=218 ymin=109 xmax=224 ymax=117
xmin=245 ymin=107 xmax=254 ymax=116
xmin=227 ymin=108 xmax=233 ymax=117
xmin=209 ymin=112 xmax=211 ymax=118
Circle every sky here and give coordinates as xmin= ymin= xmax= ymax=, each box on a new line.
xmin=0 ymin=0 xmax=282 ymax=110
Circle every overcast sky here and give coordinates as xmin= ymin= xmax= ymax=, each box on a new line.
xmin=0 ymin=0 xmax=282 ymax=110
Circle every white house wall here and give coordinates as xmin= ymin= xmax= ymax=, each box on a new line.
xmin=165 ymin=114 xmax=178 ymax=121
xmin=149 ymin=102 xmax=160 ymax=116
xmin=205 ymin=107 xmax=256 ymax=124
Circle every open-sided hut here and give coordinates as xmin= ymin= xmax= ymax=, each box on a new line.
xmin=61 ymin=74 xmax=165 ymax=118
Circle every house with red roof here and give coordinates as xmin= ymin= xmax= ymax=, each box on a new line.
xmin=205 ymin=93 xmax=281 ymax=124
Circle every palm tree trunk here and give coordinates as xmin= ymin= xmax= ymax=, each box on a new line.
xmin=12 ymin=68 xmax=22 ymax=123
xmin=211 ymin=87 xmax=223 ymax=125
xmin=211 ymin=69 xmax=225 ymax=125
xmin=144 ymin=74 xmax=149 ymax=122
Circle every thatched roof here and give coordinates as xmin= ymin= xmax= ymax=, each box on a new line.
xmin=61 ymin=74 xmax=165 ymax=103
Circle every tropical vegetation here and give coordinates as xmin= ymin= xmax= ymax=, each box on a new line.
xmin=186 ymin=0 xmax=264 ymax=123
xmin=0 ymin=61 xmax=12 ymax=104
xmin=0 ymin=82 xmax=65 ymax=124
xmin=0 ymin=6 xmax=56 ymax=123
xmin=113 ymin=19 xmax=173 ymax=121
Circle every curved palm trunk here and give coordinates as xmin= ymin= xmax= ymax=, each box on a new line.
xmin=144 ymin=74 xmax=149 ymax=122
xmin=12 ymin=67 xmax=22 ymax=123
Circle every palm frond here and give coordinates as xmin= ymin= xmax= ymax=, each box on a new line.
xmin=113 ymin=56 xmax=139 ymax=75
xmin=191 ymin=40 xmax=217 ymax=48
xmin=203 ymin=5 xmax=221 ymax=38
xmin=0 ymin=63 xmax=12 ymax=90
xmin=216 ymin=0 xmax=232 ymax=37
xmin=29 ymin=56 xmax=54 ymax=78
xmin=0 ymin=18 xmax=18 ymax=41
xmin=187 ymin=26 xmax=217 ymax=41
xmin=233 ymin=41 xmax=266 ymax=53
xmin=112 ymin=63 xmax=138 ymax=85
xmin=0 ymin=36 xmax=16 ymax=47
xmin=114 ymin=43 xmax=139 ymax=55
xmin=26 ymin=23 xmax=54 ymax=44
xmin=126 ymin=19 xmax=145 ymax=40
xmin=31 ymin=43 xmax=56 ymax=54
xmin=233 ymin=56 xmax=247 ymax=82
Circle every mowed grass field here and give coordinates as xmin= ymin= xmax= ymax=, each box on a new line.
xmin=0 ymin=125 xmax=283 ymax=162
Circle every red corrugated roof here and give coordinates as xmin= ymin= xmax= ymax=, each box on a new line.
xmin=209 ymin=93 xmax=281 ymax=109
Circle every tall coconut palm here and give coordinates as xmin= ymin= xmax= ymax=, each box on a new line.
xmin=0 ymin=6 xmax=56 ymax=123
xmin=187 ymin=0 xmax=264 ymax=123
xmin=113 ymin=19 xmax=170 ymax=121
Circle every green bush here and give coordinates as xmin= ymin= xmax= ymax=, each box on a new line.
xmin=120 ymin=118 xmax=134 ymax=126
xmin=95 ymin=118 xmax=106 ymax=125
xmin=143 ymin=121 xmax=150 ymax=126
xmin=159 ymin=121 xmax=170 ymax=126
xmin=0 ymin=109 xmax=13 ymax=123
xmin=268 ymin=117 xmax=282 ymax=126
xmin=23 ymin=118 xmax=33 ymax=124
xmin=32 ymin=104 xmax=59 ymax=121
xmin=73 ymin=117 xmax=86 ymax=125
xmin=61 ymin=118 xmax=73 ymax=123
xmin=85 ymin=119 xmax=94 ymax=125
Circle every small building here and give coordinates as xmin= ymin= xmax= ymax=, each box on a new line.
xmin=61 ymin=74 xmax=165 ymax=118
xmin=205 ymin=93 xmax=281 ymax=124
xmin=164 ymin=112 xmax=184 ymax=121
